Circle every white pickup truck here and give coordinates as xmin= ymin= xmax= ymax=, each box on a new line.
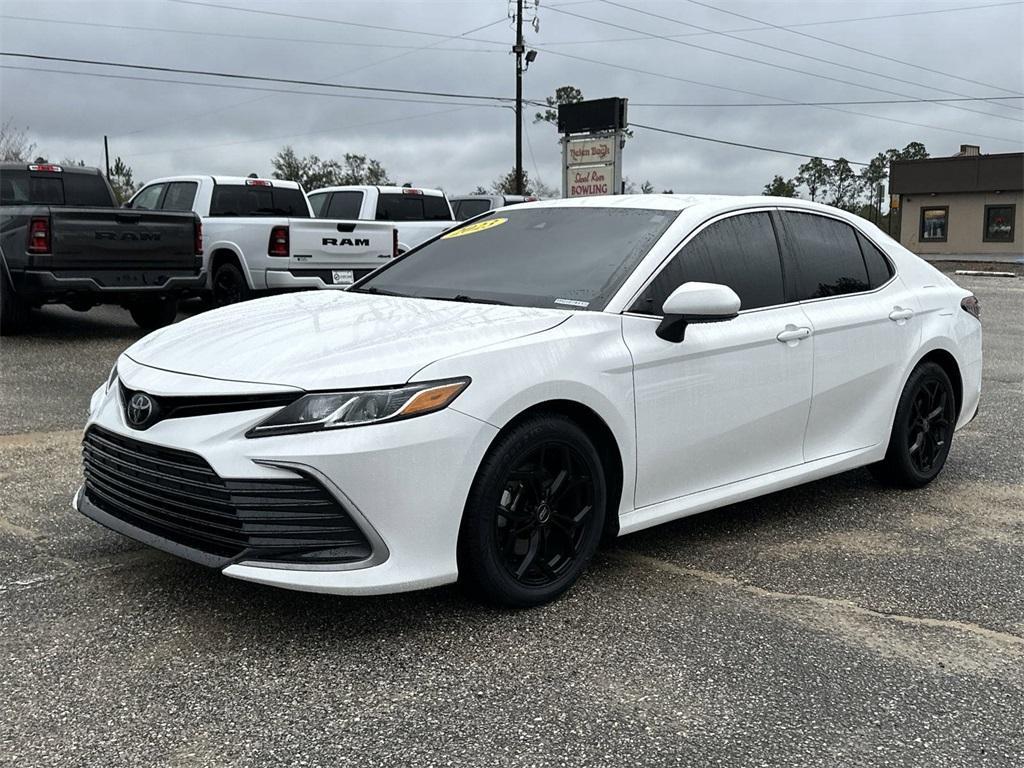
xmin=307 ymin=185 xmax=454 ymax=253
xmin=126 ymin=176 xmax=396 ymax=305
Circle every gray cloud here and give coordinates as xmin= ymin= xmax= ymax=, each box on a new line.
xmin=1 ymin=0 xmax=1021 ymax=195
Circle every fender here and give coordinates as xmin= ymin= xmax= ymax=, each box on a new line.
xmin=205 ymin=241 xmax=255 ymax=289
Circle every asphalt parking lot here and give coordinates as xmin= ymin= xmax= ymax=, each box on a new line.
xmin=1 ymin=272 xmax=1022 ymax=767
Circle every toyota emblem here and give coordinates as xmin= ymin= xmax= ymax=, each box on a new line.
xmin=126 ymin=392 xmax=155 ymax=428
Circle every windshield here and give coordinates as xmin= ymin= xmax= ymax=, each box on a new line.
xmin=354 ymin=207 xmax=676 ymax=311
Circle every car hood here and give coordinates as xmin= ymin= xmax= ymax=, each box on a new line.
xmin=125 ymin=291 xmax=570 ymax=391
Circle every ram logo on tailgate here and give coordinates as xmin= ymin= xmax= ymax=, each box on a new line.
xmin=323 ymin=237 xmax=370 ymax=247
xmin=96 ymin=231 xmax=162 ymax=242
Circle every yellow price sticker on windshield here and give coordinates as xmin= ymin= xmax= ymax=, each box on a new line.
xmin=442 ymin=217 xmax=508 ymax=239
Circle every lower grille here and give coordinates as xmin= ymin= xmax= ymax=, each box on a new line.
xmin=82 ymin=426 xmax=372 ymax=565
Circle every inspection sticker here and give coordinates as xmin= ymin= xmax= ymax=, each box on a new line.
xmin=442 ymin=217 xmax=508 ymax=239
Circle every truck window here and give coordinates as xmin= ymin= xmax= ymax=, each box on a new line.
xmin=62 ymin=172 xmax=116 ymax=207
xmin=375 ymin=193 xmax=452 ymax=222
xmin=308 ymin=192 xmax=328 ymax=217
xmin=161 ymin=181 xmax=198 ymax=211
xmin=454 ymin=199 xmax=490 ymax=220
xmin=209 ymin=185 xmax=310 ymax=217
xmin=326 ymin=191 xmax=363 ymax=219
xmin=132 ymin=184 xmax=166 ymax=210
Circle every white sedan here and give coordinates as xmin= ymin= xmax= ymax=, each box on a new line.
xmin=76 ymin=195 xmax=982 ymax=607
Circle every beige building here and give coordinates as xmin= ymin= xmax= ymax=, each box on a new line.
xmin=890 ymin=146 xmax=1023 ymax=257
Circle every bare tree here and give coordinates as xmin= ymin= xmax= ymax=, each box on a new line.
xmin=0 ymin=119 xmax=36 ymax=162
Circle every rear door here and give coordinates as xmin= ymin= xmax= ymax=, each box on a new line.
xmin=776 ymin=210 xmax=919 ymax=461
xmin=288 ymin=220 xmax=395 ymax=286
xmin=622 ymin=210 xmax=814 ymax=507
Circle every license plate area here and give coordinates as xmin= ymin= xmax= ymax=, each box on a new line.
xmin=332 ymin=270 xmax=354 ymax=285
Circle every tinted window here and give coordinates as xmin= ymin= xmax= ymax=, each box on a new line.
xmin=375 ymin=193 xmax=451 ymax=221
xmin=62 ymin=172 xmax=115 ymax=207
xmin=781 ymin=212 xmax=869 ymax=300
xmin=358 ymin=207 xmax=676 ymax=311
xmin=209 ymin=184 xmax=309 ymax=217
xmin=454 ymin=199 xmax=491 ymax=220
xmin=630 ymin=212 xmax=785 ymax=315
xmin=132 ymin=184 xmax=166 ymax=210
xmin=325 ymin=191 xmax=363 ymax=219
xmin=308 ymin=192 xmax=328 ymax=217
xmin=160 ymin=181 xmax=197 ymax=211
xmin=0 ymin=171 xmax=74 ymax=206
xmin=856 ymin=231 xmax=893 ymax=288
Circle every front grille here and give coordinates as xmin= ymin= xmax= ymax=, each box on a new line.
xmin=82 ymin=426 xmax=372 ymax=565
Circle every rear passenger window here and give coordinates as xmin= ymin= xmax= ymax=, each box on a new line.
xmin=326 ymin=191 xmax=363 ymax=219
xmin=161 ymin=182 xmax=197 ymax=212
xmin=780 ymin=212 xmax=869 ymax=300
xmin=630 ymin=212 xmax=786 ymax=314
xmin=856 ymin=231 xmax=894 ymax=288
xmin=308 ymin=192 xmax=328 ymax=217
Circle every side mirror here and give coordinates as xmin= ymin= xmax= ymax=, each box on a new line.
xmin=657 ymin=282 xmax=740 ymax=343
xmin=121 ymin=201 xmax=133 ymax=209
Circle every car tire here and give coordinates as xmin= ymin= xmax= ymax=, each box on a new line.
xmin=458 ymin=413 xmax=607 ymax=608
xmin=0 ymin=266 xmax=32 ymax=336
xmin=129 ymin=298 xmax=180 ymax=330
xmin=212 ymin=262 xmax=251 ymax=307
xmin=871 ymin=362 xmax=957 ymax=488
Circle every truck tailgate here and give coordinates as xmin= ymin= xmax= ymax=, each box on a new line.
xmin=288 ymin=219 xmax=394 ymax=285
xmin=45 ymin=208 xmax=198 ymax=285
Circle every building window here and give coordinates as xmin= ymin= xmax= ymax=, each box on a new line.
xmin=984 ymin=204 xmax=1015 ymax=243
xmin=920 ymin=206 xmax=949 ymax=242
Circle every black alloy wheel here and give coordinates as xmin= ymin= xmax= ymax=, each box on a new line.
xmin=459 ymin=414 xmax=607 ymax=607
xmin=212 ymin=262 xmax=251 ymax=307
xmin=872 ymin=362 xmax=957 ymax=488
xmin=497 ymin=441 xmax=596 ymax=587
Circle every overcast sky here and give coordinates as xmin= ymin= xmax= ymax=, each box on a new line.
xmin=1 ymin=0 xmax=1021 ymax=195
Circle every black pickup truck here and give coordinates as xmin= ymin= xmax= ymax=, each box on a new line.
xmin=0 ymin=162 xmax=205 ymax=335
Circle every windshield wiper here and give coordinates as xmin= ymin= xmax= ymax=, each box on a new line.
xmin=422 ymin=294 xmax=510 ymax=306
xmin=352 ymin=286 xmax=408 ymax=297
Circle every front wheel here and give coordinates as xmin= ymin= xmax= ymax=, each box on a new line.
xmin=871 ymin=362 xmax=957 ymax=488
xmin=459 ymin=414 xmax=607 ymax=608
xmin=129 ymin=298 xmax=179 ymax=330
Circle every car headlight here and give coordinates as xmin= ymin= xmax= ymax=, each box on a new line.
xmin=246 ymin=377 xmax=470 ymax=438
xmin=105 ymin=361 xmax=119 ymax=393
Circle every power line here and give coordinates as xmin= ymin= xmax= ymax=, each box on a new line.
xmin=553 ymin=3 xmax=1021 ymax=124
xmin=630 ymin=96 xmax=1024 ymax=108
xmin=0 ymin=52 xmax=516 ymax=104
xmin=531 ymin=1 xmax=1024 ymax=46
xmin=630 ymin=122 xmax=870 ymax=166
xmin=678 ymin=0 xmax=1024 ymax=100
xmin=529 ymin=46 xmax=1023 ymax=144
xmin=0 ymin=15 xmax=505 ymax=53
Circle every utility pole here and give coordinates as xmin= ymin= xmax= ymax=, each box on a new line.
xmin=103 ymin=135 xmax=110 ymax=179
xmin=513 ymin=0 xmax=525 ymax=195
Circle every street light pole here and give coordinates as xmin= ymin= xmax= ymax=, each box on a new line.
xmin=514 ymin=0 xmax=524 ymax=196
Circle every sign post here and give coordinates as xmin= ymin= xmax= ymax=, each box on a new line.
xmin=558 ymin=98 xmax=627 ymax=198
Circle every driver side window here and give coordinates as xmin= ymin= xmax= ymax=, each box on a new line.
xmin=630 ymin=212 xmax=786 ymax=315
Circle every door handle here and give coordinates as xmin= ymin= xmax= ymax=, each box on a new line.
xmin=889 ymin=307 xmax=915 ymax=322
xmin=776 ymin=326 xmax=811 ymax=343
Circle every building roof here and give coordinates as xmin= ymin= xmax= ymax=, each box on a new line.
xmin=889 ymin=152 xmax=1023 ymax=195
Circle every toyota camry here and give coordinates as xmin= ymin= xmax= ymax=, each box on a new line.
xmin=76 ymin=195 xmax=982 ymax=607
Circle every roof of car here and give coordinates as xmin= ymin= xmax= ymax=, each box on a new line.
xmin=0 ymin=162 xmax=101 ymax=175
xmin=523 ymin=194 xmax=850 ymax=217
xmin=310 ymin=185 xmax=446 ymax=197
xmin=138 ymin=175 xmax=302 ymax=189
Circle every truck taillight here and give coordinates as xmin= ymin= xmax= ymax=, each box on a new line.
xmin=194 ymin=218 xmax=203 ymax=255
xmin=28 ymin=216 xmax=51 ymax=254
xmin=246 ymin=179 xmax=272 ymax=187
xmin=401 ymin=188 xmax=423 ymax=196
xmin=28 ymin=164 xmax=62 ymax=173
xmin=393 ymin=229 xmax=399 ymax=258
xmin=268 ymin=225 xmax=289 ymax=257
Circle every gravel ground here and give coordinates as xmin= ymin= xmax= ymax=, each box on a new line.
xmin=1 ymin=274 xmax=1021 ymax=767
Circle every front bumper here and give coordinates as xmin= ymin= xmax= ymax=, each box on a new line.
xmin=78 ymin=362 xmax=498 ymax=595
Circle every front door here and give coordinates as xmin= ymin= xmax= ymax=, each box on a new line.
xmin=622 ymin=211 xmax=813 ymax=508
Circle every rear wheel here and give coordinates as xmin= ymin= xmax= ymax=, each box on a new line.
xmin=212 ymin=262 xmax=251 ymax=307
xmin=459 ymin=414 xmax=606 ymax=607
xmin=871 ymin=362 xmax=957 ymax=488
xmin=129 ymin=298 xmax=179 ymax=330
xmin=0 ymin=267 xmax=32 ymax=336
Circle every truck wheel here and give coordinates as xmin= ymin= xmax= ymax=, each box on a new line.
xmin=129 ymin=298 xmax=180 ymax=330
xmin=0 ymin=268 xmax=32 ymax=336
xmin=212 ymin=262 xmax=251 ymax=307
